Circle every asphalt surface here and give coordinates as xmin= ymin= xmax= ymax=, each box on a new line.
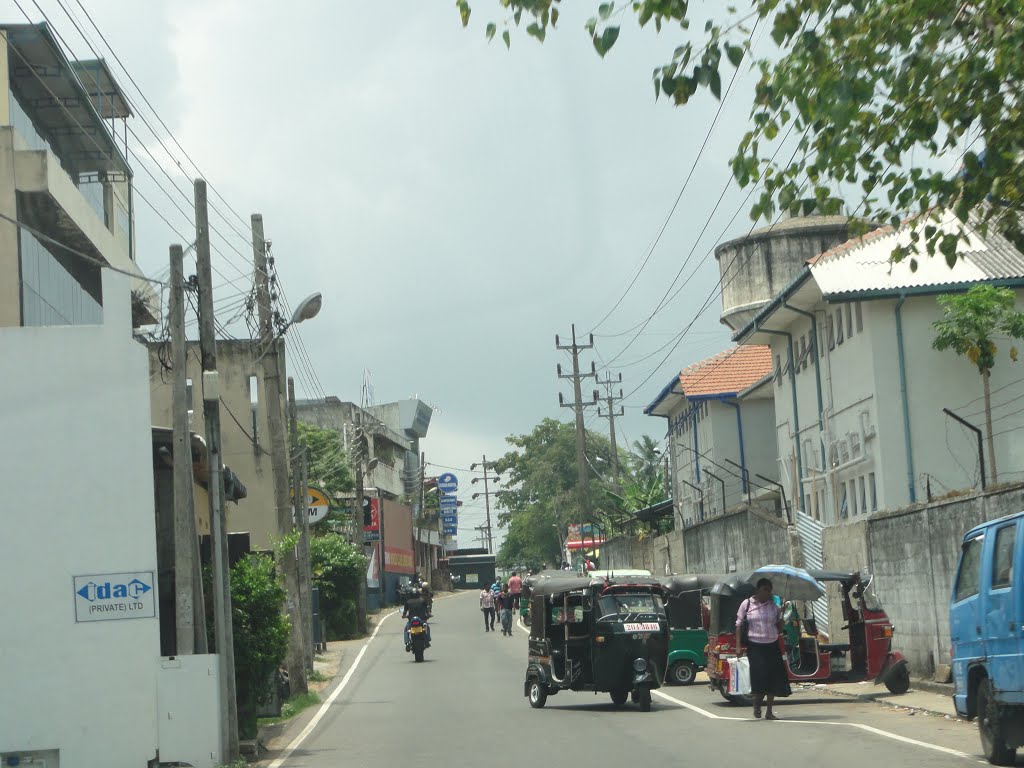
xmin=269 ymin=592 xmax=990 ymax=768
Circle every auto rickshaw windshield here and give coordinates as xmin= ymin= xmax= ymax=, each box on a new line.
xmin=597 ymin=593 xmax=665 ymax=621
xmin=859 ymin=574 xmax=884 ymax=612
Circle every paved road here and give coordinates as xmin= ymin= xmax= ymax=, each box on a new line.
xmin=271 ymin=592 xmax=987 ymax=768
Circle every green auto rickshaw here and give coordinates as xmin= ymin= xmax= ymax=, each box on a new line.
xmin=524 ymin=574 xmax=669 ymax=712
xmin=661 ymin=574 xmax=720 ymax=685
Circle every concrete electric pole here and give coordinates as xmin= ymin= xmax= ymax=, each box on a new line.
xmin=287 ymin=377 xmax=311 ymax=691
xmin=194 ymin=179 xmax=239 ymax=760
xmin=597 ymin=372 xmax=624 ymax=486
xmin=350 ymin=411 xmax=373 ymax=635
xmin=470 ymin=455 xmax=501 ymax=555
xmin=169 ymin=243 xmax=206 ymax=655
xmin=252 ymin=214 xmax=307 ymax=697
xmin=556 ymin=325 xmax=598 ymax=544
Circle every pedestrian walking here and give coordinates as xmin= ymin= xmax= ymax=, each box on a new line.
xmin=480 ymin=587 xmax=496 ymax=632
xmin=507 ymin=571 xmax=523 ymax=611
xmin=735 ymin=577 xmax=791 ymax=720
xmin=496 ymin=584 xmax=514 ymax=636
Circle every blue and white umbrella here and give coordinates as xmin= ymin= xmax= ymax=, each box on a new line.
xmin=748 ymin=564 xmax=825 ymax=601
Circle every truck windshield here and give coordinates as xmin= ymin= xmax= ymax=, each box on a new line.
xmin=597 ymin=593 xmax=665 ymax=621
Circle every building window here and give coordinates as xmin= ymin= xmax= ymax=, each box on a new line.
xmin=869 ymin=472 xmax=877 ymax=511
xmin=248 ymin=375 xmax=260 ymax=446
xmin=836 ymin=310 xmax=845 ymax=345
xmin=185 ymin=378 xmax=194 ymax=411
xmin=775 ymin=354 xmax=782 ymax=386
xmin=826 ymin=315 xmax=835 ymax=350
xmin=845 ymin=303 xmax=854 ymax=338
xmin=859 ymin=476 xmax=867 ymax=514
xmin=855 ymin=302 xmax=864 ymax=333
xmin=849 ymin=480 xmax=857 ymax=516
xmin=839 ymin=482 xmax=848 ymax=518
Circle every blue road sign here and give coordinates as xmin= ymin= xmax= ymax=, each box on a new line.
xmin=437 ymin=473 xmax=459 ymax=494
xmin=439 ymin=494 xmax=458 ymax=509
xmin=441 ymin=514 xmax=458 ymax=525
xmin=443 ymin=525 xmax=458 ymax=535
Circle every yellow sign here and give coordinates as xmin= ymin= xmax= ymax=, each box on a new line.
xmin=291 ymin=486 xmax=331 ymax=525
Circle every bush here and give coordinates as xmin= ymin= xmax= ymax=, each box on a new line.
xmin=230 ymin=554 xmax=290 ymax=739
xmin=310 ymin=534 xmax=366 ymax=640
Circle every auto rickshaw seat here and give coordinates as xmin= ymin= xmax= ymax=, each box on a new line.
xmin=819 ymin=643 xmax=851 ymax=654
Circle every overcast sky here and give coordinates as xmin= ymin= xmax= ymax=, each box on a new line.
xmin=31 ymin=0 xmax=785 ymax=547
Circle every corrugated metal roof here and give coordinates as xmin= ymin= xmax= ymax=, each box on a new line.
xmin=810 ymin=209 xmax=1024 ymax=297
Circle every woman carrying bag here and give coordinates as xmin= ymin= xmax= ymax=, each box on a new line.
xmin=736 ymin=577 xmax=792 ymax=720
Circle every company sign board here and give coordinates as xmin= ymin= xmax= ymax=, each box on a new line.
xmin=74 ymin=571 xmax=156 ymax=622
xmin=437 ymin=473 xmax=458 ymax=494
xmin=364 ymin=497 xmax=380 ymax=540
xmin=291 ymin=486 xmax=331 ymax=525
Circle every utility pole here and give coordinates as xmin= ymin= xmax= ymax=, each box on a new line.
xmin=351 ymin=411 xmax=370 ymax=635
xmin=556 ymin=325 xmax=598 ymax=546
xmin=299 ymin=443 xmax=313 ymax=672
xmin=597 ymin=372 xmax=625 ymax=486
xmin=287 ymin=378 xmax=311 ymax=690
xmin=194 ymin=180 xmax=239 ymax=761
xmin=169 ymin=243 xmax=206 ymax=655
xmin=252 ymin=214 xmax=306 ymax=697
xmin=419 ymin=451 xmax=432 ymax=586
xmin=470 ymin=456 xmax=500 ymax=554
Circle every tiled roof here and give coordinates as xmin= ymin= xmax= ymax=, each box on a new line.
xmin=677 ymin=345 xmax=772 ymax=397
xmin=809 ymin=209 xmax=1024 ymax=296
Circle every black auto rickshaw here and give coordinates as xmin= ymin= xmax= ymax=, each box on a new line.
xmin=660 ymin=574 xmax=720 ymax=685
xmin=524 ymin=574 xmax=669 ymax=712
xmin=520 ymin=570 xmax=566 ymax=626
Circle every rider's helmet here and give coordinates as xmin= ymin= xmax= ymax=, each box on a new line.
xmin=421 ymin=584 xmax=430 ymax=595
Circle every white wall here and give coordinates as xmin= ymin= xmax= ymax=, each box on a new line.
xmin=0 ymin=271 xmax=160 ymax=767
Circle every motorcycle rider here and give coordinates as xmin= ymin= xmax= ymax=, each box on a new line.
xmin=402 ymin=584 xmax=432 ymax=652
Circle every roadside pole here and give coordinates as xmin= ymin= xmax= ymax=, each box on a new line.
xmin=169 ymin=243 xmax=203 ymax=655
xmin=194 ymin=180 xmax=239 ymax=760
xmin=298 ymin=443 xmax=313 ymax=672
xmin=251 ymin=214 xmax=306 ymax=696
xmin=287 ymin=378 xmax=310 ymax=692
xmin=352 ymin=411 xmax=368 ymax=635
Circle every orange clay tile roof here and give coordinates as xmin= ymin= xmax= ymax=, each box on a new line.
xmin=678 ymin=345 xmax=773 ymax=397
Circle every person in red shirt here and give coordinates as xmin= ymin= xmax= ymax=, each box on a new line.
xmin=507 ymin=571 xmax=523 ymax=611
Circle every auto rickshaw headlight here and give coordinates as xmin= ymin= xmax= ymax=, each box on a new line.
xmin=633 ymin=658 xmax=648 ymax=673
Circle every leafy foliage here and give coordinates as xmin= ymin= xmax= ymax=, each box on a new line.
xmin=229 ymin=554 xmax=290 ymax=739
xmin=459 ymin=0 xmax=1024 ymax=259
xmin=298 ymin=421 xmax=353 ymax=502
xmin=933 ymin=286 xmax=1024 ymax=375
xmin=309 ymin=534 xmax=367 ymax=640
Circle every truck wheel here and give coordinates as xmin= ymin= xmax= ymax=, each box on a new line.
xmin=884 ymin=663 xmax=910 ymax=695
xmin=979 ymin=678 xmax=1016 ymax=765
xmin=528 ymin=679 xmax=547 ymax=709
xmin=670 ymin=661 xmax=697 ymax=685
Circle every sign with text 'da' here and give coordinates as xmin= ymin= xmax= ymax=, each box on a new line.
xmin=74 ymin=571 xmax=156 ymax=622
xmin=437 ymin=473 xmax=458 ymax=494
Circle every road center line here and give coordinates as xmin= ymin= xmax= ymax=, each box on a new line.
xmin=653 ymin=690 xmax=979 ymax=761
xmin=267 ymin=609 xmax=398 ymax=768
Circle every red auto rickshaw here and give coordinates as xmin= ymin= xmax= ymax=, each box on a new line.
xmin=705 ymin=570 xmax=909 ymax=703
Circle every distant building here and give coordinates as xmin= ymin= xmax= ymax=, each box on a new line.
xmin=646 ymin=345 xmax=778 ymax=528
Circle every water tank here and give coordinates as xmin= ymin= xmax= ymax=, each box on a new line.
xmin=716 ymin=211 xmax=853 ymax=332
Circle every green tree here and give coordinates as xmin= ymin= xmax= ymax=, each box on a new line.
xmin=458 ymin=1 xmax=1024 ymax=259
xmin=297 ymin=422 xmax=354 ymax=529
xmin=492 ymin=418 xmax=617 ymax=569
xmin=229 ymin=554 xmax=291 ymax=739
xmin=309 ymin=534 xmax=367 ymax=640
xmin=933 ymin=285 xmax=1024 ymax=485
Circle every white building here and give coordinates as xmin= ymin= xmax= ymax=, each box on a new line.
xmin=733 ymin=210 xmax=1024 ymax=523
xmin=646 ymin=345 xmax=779 ymax=528
xmin=0 ymin=25 xmax=218 ymax=767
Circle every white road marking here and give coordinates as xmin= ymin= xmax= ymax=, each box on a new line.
xmin=268 ymin=609 xmax=398 ymax=768
xmin=653 ymin=690 xmax=978 ymax=761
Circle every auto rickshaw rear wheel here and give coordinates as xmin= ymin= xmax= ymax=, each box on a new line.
xmin=528 ymin=679 xmax=548 ymax=709
xmin=884 ymin=663 xmax=910 ymax=695
xmin=638 ymin=686 xmax=652 ymax=712
xmin=978 ymin=678 xmax=1015 ymax=765
xmin=610 ymin=688 xmax=628 ymax=707
xmin=669 ymin=661 xmax=697 ymax=685
xmin=718 ymin=688 xmax=753 ymax=706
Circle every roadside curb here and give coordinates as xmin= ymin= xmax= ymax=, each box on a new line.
xmin=814 ymin=683 xmax=963 ymax=721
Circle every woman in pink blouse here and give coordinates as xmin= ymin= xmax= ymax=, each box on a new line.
xmin=736 ymin=578 xmax=792 ymax=719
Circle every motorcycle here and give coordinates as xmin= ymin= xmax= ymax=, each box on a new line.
xmin=408 ymin=616 xmax=430 ymax=663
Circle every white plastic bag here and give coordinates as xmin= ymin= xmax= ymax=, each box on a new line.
xmin=728 ymin=656 xmax=752 ymax=696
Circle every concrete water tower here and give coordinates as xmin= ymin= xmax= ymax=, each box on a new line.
xmin=716 ymin=201 xmax=855 ymax=332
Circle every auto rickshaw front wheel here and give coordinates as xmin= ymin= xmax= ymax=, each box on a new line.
xmin=528 ymin=679 xmax=548 ymax=709
xmin=884 ymin=663 xmax=910 ymax=695
xmin=978 ymin=678 xmax=1016 ymax=765
xmin=669 ymin=661 xmax=697 ymax=685
xmin=610 ymin=688 xmax=628 ymax=708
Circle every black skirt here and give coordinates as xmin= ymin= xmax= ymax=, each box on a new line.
xmin=747 ymin=640 xmax=792 ymax=697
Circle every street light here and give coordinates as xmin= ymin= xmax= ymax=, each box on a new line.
xmin=255 ymin=292 xmax=323 ymax=363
